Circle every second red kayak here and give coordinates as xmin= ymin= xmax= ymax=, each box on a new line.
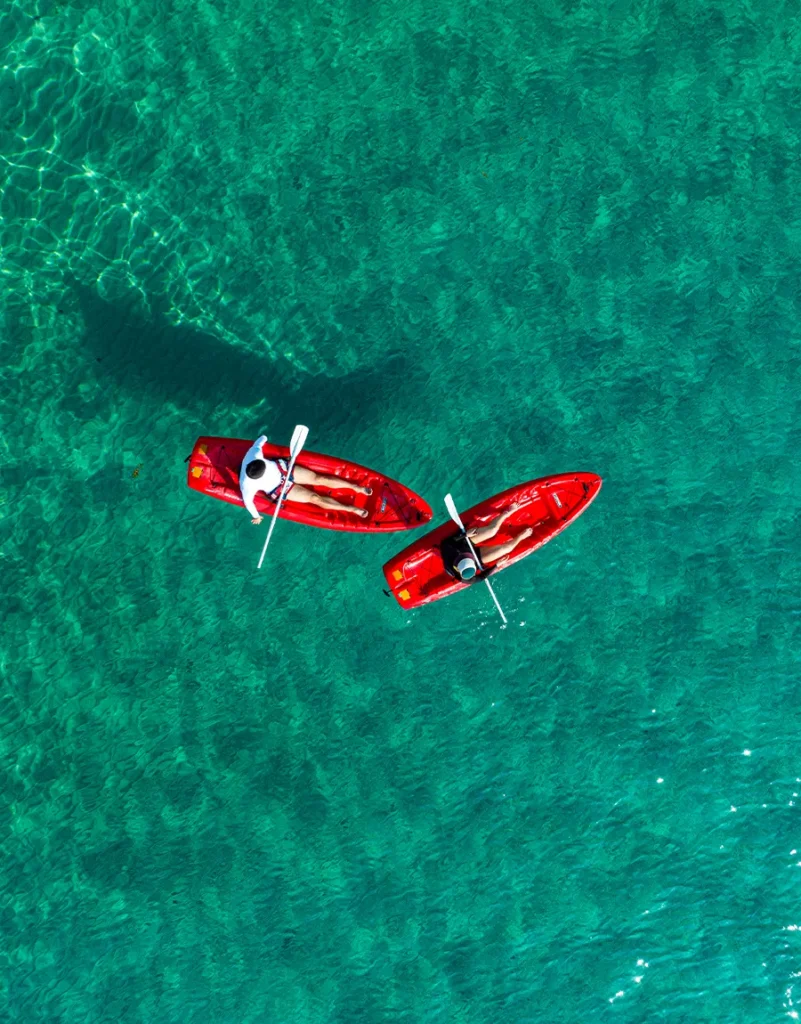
xmin=188 ymin=436 xmax=432 ymax=532
xmin=383 ymin=472 xmax=601 ymax=608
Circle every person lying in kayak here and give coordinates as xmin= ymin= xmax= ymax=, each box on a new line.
xmin=240 ymin=435 xmax=371 ymax=523
xmin=441 ymin=502 xmax=533 ymax=581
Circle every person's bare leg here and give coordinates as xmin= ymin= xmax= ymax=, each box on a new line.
xmin=287 ymin=484 xmax=368 ymax=517
xmin=481 ymin=526 xmax=533 ymax=565
xmin=294 ymin=466 xmax=371 ymax=495
xmin=467 ymin=501 xmax=521 ymax=545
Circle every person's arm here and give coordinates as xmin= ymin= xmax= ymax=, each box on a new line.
xmin=246 ymin=435 xmax=268 ymax=462
xmin=240 ymin=436 xmax=268 ymax=522
xmin=241 ymin=435 xmax=268 ymax=471
xmin=241 ymin=479 xmax=262 ymax=522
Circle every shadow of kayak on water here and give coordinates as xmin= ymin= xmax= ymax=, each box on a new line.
xmin=68 ymin=278 xmax=417 ymax=447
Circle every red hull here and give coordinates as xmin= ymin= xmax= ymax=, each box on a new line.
xmin=187 ymin=436 xmax=432 ymax=532
xmin=383 ymin=473 xmax=601 ymax=608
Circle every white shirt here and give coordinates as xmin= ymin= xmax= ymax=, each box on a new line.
xmin=239 ymin=435 xmax=282 ymax=519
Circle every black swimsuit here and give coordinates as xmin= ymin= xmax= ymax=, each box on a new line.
xmin=440 ymin=532 xmax=487 ymax=580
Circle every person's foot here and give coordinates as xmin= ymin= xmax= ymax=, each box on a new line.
xmin=362 ymin=485 xmax=372 ymax=496
xmin=356 ymin=507 xmax=369 ymax=518
xmin=520 ymin=527 xmax=533 ymax=540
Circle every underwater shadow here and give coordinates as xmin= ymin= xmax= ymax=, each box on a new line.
xmin=69 ymin=279 xmax=415 ymax=444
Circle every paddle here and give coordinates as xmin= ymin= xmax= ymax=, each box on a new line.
xmin=444 ymin=493 xmax=508 ymax=625
xmin=257 ymin=424 xmax=309 ymax=569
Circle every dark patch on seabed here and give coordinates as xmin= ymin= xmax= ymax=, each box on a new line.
xmin=68 ymin=278 xmax=417 ymax=444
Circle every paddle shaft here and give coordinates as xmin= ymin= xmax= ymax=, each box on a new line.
xmin=257 ymin=459 xmax=297 ymax=568
xmin=257 ymin=425 xmax=309 ymax=569
xmin=444 ymin=494 xmax=508 ymax=625
xmin=474 ymin=550 xmax=508 ymax=624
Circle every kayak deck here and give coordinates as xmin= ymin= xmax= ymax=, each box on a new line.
xmin=187 ymin=436 xmax=432 ymax=532
xmin=383 ymin=473 xmax=601 ymax=608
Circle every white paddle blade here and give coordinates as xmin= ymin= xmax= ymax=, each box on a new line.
xmin=484 ymin=579 xmax=508 ymax=625
xmin=257 ymin=502 xmax=281 ymax=569
xmin=290 ymin=424 xmax=309 ymax=460
xmin=444 ymin=493 xmax=465 ymax=533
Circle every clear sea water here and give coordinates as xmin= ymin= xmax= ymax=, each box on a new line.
xmin=2 ymin=0 xmax=801 ymax=1021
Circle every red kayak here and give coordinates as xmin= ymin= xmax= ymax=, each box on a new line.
xmin=383 ymin=472 xmax=601 ymax=608
xmin=187 ymin=436 xmax=432 ymax=532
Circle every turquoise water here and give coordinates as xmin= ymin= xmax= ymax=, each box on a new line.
xmin=3 ymin=0 xmax=801 ymax=1019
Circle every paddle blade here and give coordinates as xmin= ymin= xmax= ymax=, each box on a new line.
xmin=290 ymin=424 xmax=309 ymax=460
xmin=484 ymin=578 xmax=508 ymax=625
xmin=444 ymin=493 xmax=465 ymax=533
